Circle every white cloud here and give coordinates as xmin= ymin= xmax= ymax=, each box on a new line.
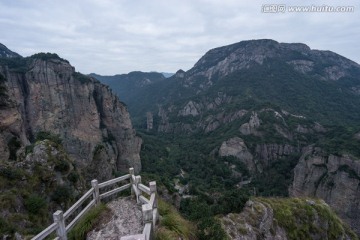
xmin=0 ymin=0 xmax=359 ymax=74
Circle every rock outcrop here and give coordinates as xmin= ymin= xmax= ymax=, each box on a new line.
xmin=290 ymin=146 xmax=360 ymax=235
xmin=0 ymin=53 xmax=141 ymax=179
xmin=219 ymin=137 xmax=255 ymax=171
xmin=221 ymin=198 xmax=358 ymax=240
xmin=239 ymin=112 xmax=261 ymax=135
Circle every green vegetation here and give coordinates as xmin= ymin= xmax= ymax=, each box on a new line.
xmin=338 ymin=165 xmax=360 ymax=180
xmin=250 ymin=154 xmax=300 ymax=197
xmin=0 ymin=57 xmax=28 ymax=72
xmin=35 ymin=131 xmax=62 ymax=145
xmin=0 ymin=217 xmax=16 ymax=236
xmin=0 ymin=52 xmax=68 ymax=76
xmin=259 ymin=197 xmax=358 ymax=240
xmin=7 ymin=137 xmax=21 ymax=160
xmin=68 ymin=203 xmax=109 ymax=240
xmin=51 ymin=185 xmax=74 ymax=205
xmin=196 ymin=217 xmax=229 ymax=240
xmin=0 ymin=73 xmax=7 ymax=106
xmin=156 ymin=199 xmax=197 ymax=240
xmin=73 ymin=72 xmax=93 ymax=84
xmin=30 ymin=52 xmax=69 ymax=63
xmin=316 ymin=125 xmax=360 ymax=158
xmin=0 ymin=136 xmax=84 ymax=238
xmin=90 ymin=71 xmax=165 ymax=118
xmin=24 ymin=194 xmax=47 ymax=215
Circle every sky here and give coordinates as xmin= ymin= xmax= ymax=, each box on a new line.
xmin=0 ymin=0 xmax=359 ymax=75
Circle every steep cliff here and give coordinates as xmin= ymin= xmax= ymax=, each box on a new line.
xmin=0 ymin=52 xmax=142 ymax=179
xmin=290 ymin=146 xmax=360 ymax=235
xmin=0 ymin=49 xmax=142 ymax=238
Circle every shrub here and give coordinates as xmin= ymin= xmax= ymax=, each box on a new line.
xmin=0 ymin=217 xmax=16 ymax=236
xmin=30 ymin=52 xmax=68 ymax=62
xmin=25 ymin=195 xmax=46 ymax=215
xmin=51 ymin=185 xmax=73 ymax=205
xmin=35 ymin=131 xmax=62 ymax=145
xmin=54 ymin=161 xmax=70 ymax=173
xmin=73 ymin=72 xmax=92 ymax=84
xmin=7 ymin=137 xmax=21 ymax=160
xmin=197 ymin=217 xmax=229 ymax=240
xmin=67 ymin=172 xmax=79 ymax=183
xmin=0 ymin=167 xmax=22 ymax=180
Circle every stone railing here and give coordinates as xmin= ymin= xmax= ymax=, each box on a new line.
xmin=31 ymin=168 xmax=158 ymax=240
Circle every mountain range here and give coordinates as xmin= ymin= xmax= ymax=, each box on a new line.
xmin=93 ymin=39 xmax=360 ymax=238
xmin=1 ymin=39 xmax=360 ymax=239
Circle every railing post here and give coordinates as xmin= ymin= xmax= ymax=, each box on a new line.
xmin=135 ymin=176 xmax=142 ymax=204
xmin=91 ymin=179 xmax=100 ymax=205
xmin=142 ymin=204 xmax=153 ymax=240
xmin=142 ymin=204 xmax=153 ymax=224
xmin=149 ymin=181 xmax=159 ymax=226
xmin=129 ymin=168 xmax=135 ymax=197
xmin=53 ymin=210 xmax=67 ymax=240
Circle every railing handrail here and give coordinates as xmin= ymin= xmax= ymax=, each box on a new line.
xmin=63 ymin=188 xmax=94 ymax=219
xmin=31 ymin=168 xmax=158 ymax=240
xmin=124 ymin=177 xmax=158 ymax=240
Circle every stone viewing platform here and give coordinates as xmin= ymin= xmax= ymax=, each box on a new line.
xmin=87 ymin=196 xmax=143 ymax=240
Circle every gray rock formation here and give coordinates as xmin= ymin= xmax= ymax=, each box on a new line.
xmin=290 ymin=146 xmax=360 ymax=235
xmin=146 ymin=112 xmax=153 ymax=131
xmin=221 ymin=200 xmax=287 ymax=240
xmin=240 ymin=112 xmax=261 ymax=135
xmin=178 ymin=101 xmax=200 ymax=117
xmin=219 ymin=137 xmax=255 ymax=172
xmin=255 ymin=143 xmax=298 ymax=168
xmin=0 ymin=55 xmax=141 ymax=179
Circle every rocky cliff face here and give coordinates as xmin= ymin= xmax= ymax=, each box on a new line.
xmin=0 ymin=53 xmax=141 ymax=180
xmin=221 ymin=198 xmax=358 ymax=240
xmin=290 ymin=146 xmax=360 ymax=235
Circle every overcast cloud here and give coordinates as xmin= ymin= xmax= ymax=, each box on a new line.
xmin=0 ymin=0 xmax=359 ymax=75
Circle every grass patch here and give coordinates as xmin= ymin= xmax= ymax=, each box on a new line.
xmin=156 ymin=199 xmax=197 ymax=240
xmin=68 ymin=203 xmax=109 ymax=240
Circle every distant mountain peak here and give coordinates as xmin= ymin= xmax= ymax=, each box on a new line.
xmin=175 ymin=69 xmax=185 ymax=78
xmin=0 ymin=43 xmax=22 ymax=58
xmin=189 ymin=39 xmax=359 ymax=83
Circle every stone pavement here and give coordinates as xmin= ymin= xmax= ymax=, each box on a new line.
xmin=87 ymin=196 xmax=143 ymax=240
